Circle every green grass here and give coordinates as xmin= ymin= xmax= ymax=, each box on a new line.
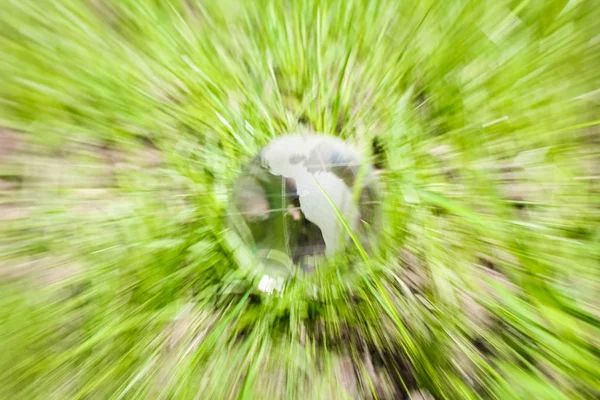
xmin=1 ymin=0 xmax=599 ymax=398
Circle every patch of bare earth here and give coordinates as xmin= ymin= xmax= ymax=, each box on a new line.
xmin=0 ymin=129 xmax=23 ymax=159
xmin=0 ymin=256 xmax=82 ymax=286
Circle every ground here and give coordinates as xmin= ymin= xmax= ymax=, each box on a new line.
xmin=0 ymin=0 xmax=599 ymax=399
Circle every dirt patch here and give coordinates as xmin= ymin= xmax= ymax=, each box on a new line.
xmin=399 ymin=248 xmax=429 ymax=293
xmin=407 ymin=390 xmax=434 ymax=400
xmin=0 ymin=203 xmax=31 ymax=221
xmin=0 ymin=179 xmax=20 ymax=191
xmin=0 ymin=129 xmax=22 ymax=156
xmin=0 ymin=256 xmax=82 ymax=285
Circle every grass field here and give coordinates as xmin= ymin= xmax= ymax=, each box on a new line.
xmin=1 ymin=0 xmax=599 ymax=398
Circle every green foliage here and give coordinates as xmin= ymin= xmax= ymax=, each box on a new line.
xmin=0 ymin=0 xmax=599 ymax=398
